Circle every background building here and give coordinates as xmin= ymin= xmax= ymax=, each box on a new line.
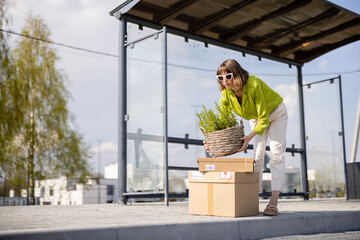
xmin=34 ymin=177 xmax=110 ymax=205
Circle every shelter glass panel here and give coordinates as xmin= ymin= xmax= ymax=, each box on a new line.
xmin=167 ymin=34 xmax=300 ymax=148
xmin=252 ymin=151 xmax=302 ymax=196
xmin=167 ymin=34 xmax=301 ymax=194
xmin=169 ymin=170 xmax=188 ymax=195
xmin=303 ymin=78 xmax=346 ymax=198
xmin=283 ymin=152 xmax=303 ymax=196
xmin=168 ymin=143 xmax=206 ymax=168
xmin=126 ymin=32 xmax=164 ymax=192
xmin=127 ymin=23 xmax=158 ymax=43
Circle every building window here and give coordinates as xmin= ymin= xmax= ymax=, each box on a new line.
xmin=49 ymin=186 xmax=54 ymax=196
xmin=41 ymin=187 xmax=45 ymax=197
xmin=67 ymin=179 xmax=77 ymax=191
xmin=107 ymin=185 xmax=114 ymax=196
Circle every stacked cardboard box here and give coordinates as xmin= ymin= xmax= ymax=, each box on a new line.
xmin=189 ymin=158 xmax=259 ymax=217
xmin=198 ymin=157 xmax=254 ymax=172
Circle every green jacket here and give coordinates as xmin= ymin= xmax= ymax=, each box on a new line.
xmin=220 ymin=75 xmax=283 ymax=135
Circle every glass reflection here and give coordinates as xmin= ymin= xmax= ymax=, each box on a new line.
xmin=126 ymin=33 xmax=164 ymax=192
xmin=124 ymin=26 xmax=303 ymax=196
xmin=304 ymin=79 xmax=345 ymax=198
xmin=167 ymin=34 xmax=300 ymax=148
xmin=167 ymin=34 xmax=302 ymax=194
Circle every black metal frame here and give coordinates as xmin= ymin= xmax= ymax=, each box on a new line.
xmin=124 ymin=130 xmax=306 ymax=202
xmin=302 ymin=76 xmax=349 ymax=200
xmin=117 ymin=18 xmax=127 ymax=205
xmin=116 ymin=14 xmax=314 ymax=205
xmin=297 ymin=66 xmax=309 ymax=200
xmin=123 ymin=191 xmax=306 ymax=200
xmin=128 ymin=132 xmax=304 ymax=154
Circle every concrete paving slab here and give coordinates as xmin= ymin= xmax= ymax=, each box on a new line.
xmin=0 ymin=199 xmax=359 ymax=240
xmin=264 ymin=230 xmax=360 ymax=240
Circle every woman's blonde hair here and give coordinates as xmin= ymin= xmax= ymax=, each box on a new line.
xmin=217 ymin=59 xmax=249 ymax=91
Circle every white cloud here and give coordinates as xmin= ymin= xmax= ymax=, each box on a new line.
xmin=90 ymin=141 xmax=118 ymax=174
xmin=318 ymin=58 xmax=328 ymax=70
xmin=275 ymin=83 xmax=298 ymax=118
xmin=42 ymin=0 xmax=68 ymax=8
xmin=91 ymin=141 xmax=117 ymax=154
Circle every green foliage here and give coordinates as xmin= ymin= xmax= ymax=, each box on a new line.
xmin=0 ymin=13 xmax=92 ymax=204
xmin=0 ymin=0 xmax=22 ymax=169
xmin=196 ymin=101 xmax=238 ymax=134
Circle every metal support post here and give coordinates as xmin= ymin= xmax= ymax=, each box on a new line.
xmin=163 ymin=26 xmax=169 ymax=206
xmin=350 ymin=94 xmax=360 ymax=163
xmin=338 ymin=75 xmax=349 ymax=200
xmin=297 ymin=66 xmax=309 ymax=200
xmin=3 ymin=176 xmax=6 ymax=206
xmin=117 ymin=17 xmax=127 ymax=205
xmin=97 ymin=139 xmax=102 ymax=204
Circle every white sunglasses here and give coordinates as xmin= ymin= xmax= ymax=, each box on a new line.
xmin=216 ymin=73 xmax=233 ymax=82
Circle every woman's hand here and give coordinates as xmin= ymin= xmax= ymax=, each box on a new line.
xmin=237 ymin=131 xmax=256 ymax=152
xmin=204 ymin=141 xmax=216 ymax=157
xmin=203 ymin=141 xmax=210 ymax=153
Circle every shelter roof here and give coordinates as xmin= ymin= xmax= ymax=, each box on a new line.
xmin=110 ymin=0 xmax=360 ymax=64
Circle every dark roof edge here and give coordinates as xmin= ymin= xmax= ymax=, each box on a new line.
xmin=323 ymin=0 xmax=360 ymax=18
xmin=109 ymin=0 xmax=140 ymax=19
xmin=123 ymin=14 xmax=303 ymax=66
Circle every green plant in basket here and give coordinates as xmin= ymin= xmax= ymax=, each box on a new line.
xmin=196 ymin=102 xmax=244 ymax=157
xmin=196 ymin=102 xmax=238 ymax=134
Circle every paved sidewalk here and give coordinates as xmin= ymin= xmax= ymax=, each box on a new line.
xmin=264 ymin=230 xmax=360 ymax=239
xmin=0 ymin=199 xmax=359 ymax=240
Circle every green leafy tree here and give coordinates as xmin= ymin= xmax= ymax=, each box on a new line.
xmin=0 ymin=0 xmax=24 ymax=200
xmin=3 ymin=14 xmax=92 ymax=205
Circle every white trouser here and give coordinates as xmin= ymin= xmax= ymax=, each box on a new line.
xmin=250 ymin=101 xmax=288 ymax=192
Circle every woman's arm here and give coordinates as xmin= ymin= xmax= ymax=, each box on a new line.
xmin=252 ymin=82 xmax=270 ymax=136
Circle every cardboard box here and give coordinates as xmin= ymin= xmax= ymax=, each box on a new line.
xmin=188 ymin=171 xmax=259 ymax=217
xmin=198 ymin=157 xmax=254 ymax=172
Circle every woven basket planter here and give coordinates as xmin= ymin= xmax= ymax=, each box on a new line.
xmin=203 ymin=121 xmax=245 ymax=158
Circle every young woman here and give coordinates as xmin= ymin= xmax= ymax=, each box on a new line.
xmin=204 ymin=59 xmax=288 ymax=216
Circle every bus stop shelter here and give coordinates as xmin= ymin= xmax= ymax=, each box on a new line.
xmin=110 ymin=0 xmax=360 ymax=205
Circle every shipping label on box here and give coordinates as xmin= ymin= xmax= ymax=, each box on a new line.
xmin=190 ymin=171 xmax=203 ymax=179
xmin=205 ymin=164 xmax=216 ymax=171
xmin=219 ymin=172 xmax=232 ymax=180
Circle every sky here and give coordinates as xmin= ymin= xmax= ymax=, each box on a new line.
xmin=5 ymin=0 xmax=360 ymax=175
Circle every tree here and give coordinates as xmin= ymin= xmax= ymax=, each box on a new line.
xmin=0 ymin=0 xmax=24 ymax=201
xmin=3 ymin=14 xmax=92 ymax=205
